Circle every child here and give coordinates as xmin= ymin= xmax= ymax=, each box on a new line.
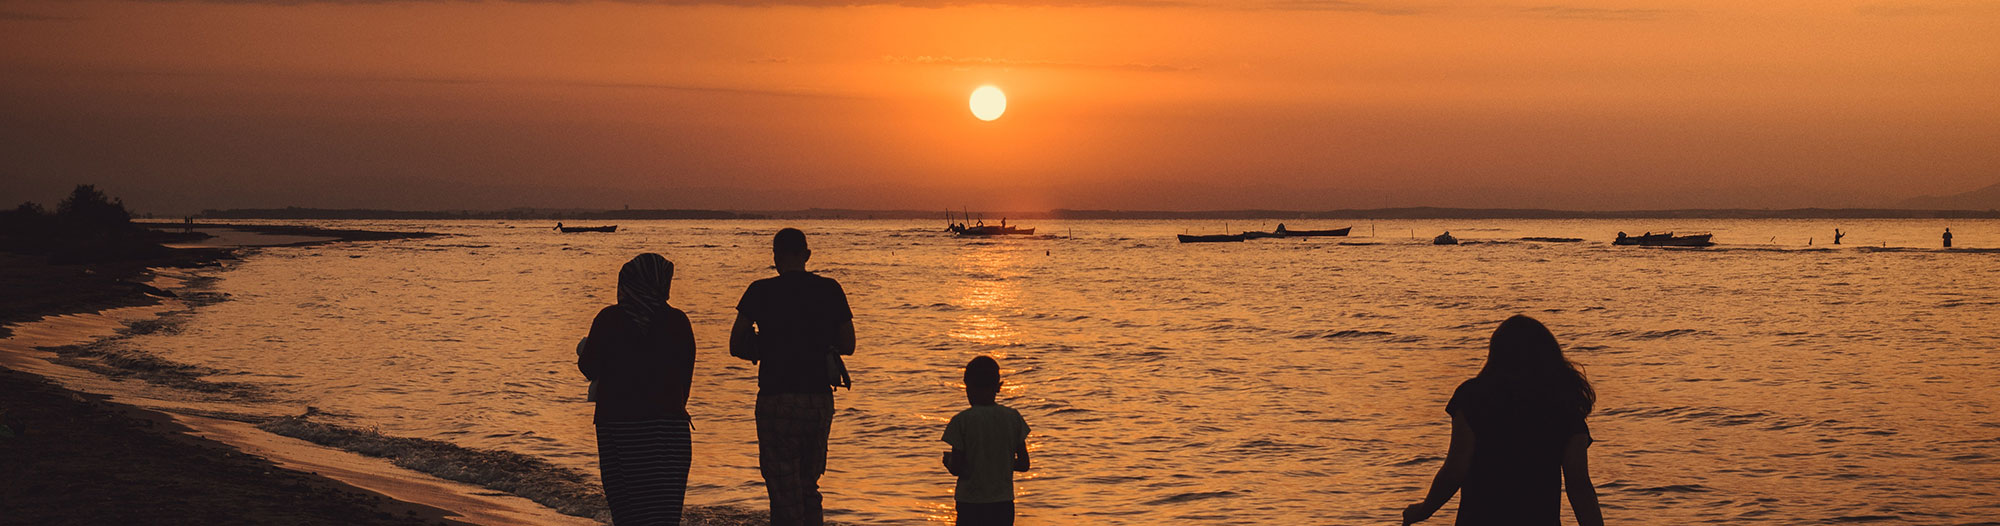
xmin=941 ymin=356 xmax=1031 ymax=526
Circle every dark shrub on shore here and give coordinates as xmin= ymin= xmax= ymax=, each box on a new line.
xmin=3 ymin=184 xmax=176 ymax=263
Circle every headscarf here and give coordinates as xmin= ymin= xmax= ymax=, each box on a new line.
xmin=617 ymin=253 xmax=673 ymax=327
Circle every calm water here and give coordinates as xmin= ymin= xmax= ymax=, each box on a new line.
xmin=122 ymin=219 xmax=2000 ymax=524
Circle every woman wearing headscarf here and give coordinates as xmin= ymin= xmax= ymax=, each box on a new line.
xmin=580 ymin=253 xmax=697 ymax=525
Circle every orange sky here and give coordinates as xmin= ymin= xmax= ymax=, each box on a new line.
xmin=2 ymin=0 xmax=1997 ymax=212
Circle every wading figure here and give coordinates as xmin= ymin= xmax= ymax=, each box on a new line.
xmin=732 ymin=228 xmax=856 ymax=526
xmin=1403 ymin=315 xmax=1603 ymax=526
xmin=579 ymin=253 xmax=697 ymax=525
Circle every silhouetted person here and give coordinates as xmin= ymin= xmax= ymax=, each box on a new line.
xmin=1944 ymin=228 xmax=1953 ymax=248
xmin=1834 ymin=229 xmax=1844 ymax=245
xmin=578 ymin=253 xmax=697 ymax=526
xmin=1403 ymin=315 xmax=1603 ymax=526
xmin=556 ymin=222 xmax=565 ymax=231
xmin=942 ymin=356 xmax=1031 ymax=526
xmin=731 ymin=228 xmax=856 ymax=526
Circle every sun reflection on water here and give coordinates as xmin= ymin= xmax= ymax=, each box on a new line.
xmin=948 ymin=247 xmax=1023 ymax=347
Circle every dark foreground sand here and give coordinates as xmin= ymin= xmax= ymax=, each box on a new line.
xmin=0 ymin=226 xmax=469 ymax=525
xmin=0 ymin=366 xmax=468 ymax=525
xmin=2 ymin=224 xmax=791 ymax=526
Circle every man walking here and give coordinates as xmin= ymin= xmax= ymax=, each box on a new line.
xmin=731 ymin=228 xmax=856 ymax=526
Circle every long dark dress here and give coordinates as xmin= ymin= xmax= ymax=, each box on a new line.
xmin=580 ymin=304 xmax=696 ymax=526
xmin=1445 ymin=376 xmax=1591 ymax=526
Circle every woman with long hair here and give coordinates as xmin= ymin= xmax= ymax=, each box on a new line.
xmin=1404 ymin=315 xmax=1604 ymax=525
xmin=579 ymin=253 xmax=698 ymax=525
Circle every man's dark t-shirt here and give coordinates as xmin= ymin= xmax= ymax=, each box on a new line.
xmin=1445 ymin=376 xmax=1591 ymax=526
xmin=736 ymin=271 xmax=852 ymax=394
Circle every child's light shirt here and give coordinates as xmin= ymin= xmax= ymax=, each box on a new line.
xmin=942 ymin=404 xmax=1030 ymax=503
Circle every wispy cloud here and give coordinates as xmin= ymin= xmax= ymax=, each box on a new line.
xmin=136 ymin=0 xmax=1189 ymax=6
xmin=1855 ymin=1 xmax=2000 ymax=17
xmin=884 ymin=55 xmax=1197 ymax=72
xmin=1518 ymin=5 xmax=1682 ymax=20
xmin=0 ymin=9 xmax=84 ymax=21
xmin=1253 ymin=0 xmax=1422 ymax=14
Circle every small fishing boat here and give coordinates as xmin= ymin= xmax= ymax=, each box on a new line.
xmin=1275 ymin=224 xmax=1351 ymax=237
xmin=945 ymin=213 xmax=1035 ymax=236
xmin=1433 ymin=232 xmax=1459 ymax=245
xmin=1178 ymin=233 xmax=1246 ymax=243
xmin=556 ymin=224 xmax=617 ymax=233
xmin=950 ymin=222 xmax=1036 ymax=236
xmin=1613 ymin=232 xmax=1714 ymax=247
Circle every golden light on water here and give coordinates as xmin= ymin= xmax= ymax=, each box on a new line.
xmin=970 ymin=86 xmax=1006 ymax=121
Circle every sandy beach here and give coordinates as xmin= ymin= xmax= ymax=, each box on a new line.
xmin=0 ymin=224 xmax=598 ymax=526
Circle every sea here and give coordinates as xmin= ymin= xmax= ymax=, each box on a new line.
xmin=96 ymin=219 xmax=2000 ymax=524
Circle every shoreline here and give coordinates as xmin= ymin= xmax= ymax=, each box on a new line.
xmin=0 ymin=223 xmax=598 ymax=526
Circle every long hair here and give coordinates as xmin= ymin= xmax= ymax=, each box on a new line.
xmin=616 ymin=253 xmax=673 ymax=327
xmin=1479 ymin=315 xmax=1595 ymax=415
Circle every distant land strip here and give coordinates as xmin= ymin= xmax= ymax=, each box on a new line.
xmin=194 ymin=207 xmax=2000 ymax=220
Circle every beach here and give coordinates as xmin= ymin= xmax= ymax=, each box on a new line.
xmin=0 ymin=224 xmax=604 ymax=526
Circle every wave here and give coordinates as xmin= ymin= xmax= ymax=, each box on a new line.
xmin=1141 ymin=490 xmax=1240 ymax=506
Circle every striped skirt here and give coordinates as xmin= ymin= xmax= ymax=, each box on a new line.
xmin=597 ymin=418 xmax=692 ymax=526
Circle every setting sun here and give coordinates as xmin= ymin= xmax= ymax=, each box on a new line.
xmin=970 ymin=86 xmax=1006 ymax=121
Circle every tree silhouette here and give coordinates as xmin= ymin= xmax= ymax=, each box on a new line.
xmin=55 ymin=184 xmax=134 ymax=235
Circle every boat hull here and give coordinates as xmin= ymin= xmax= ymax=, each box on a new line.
xmin=558 ymin=225 xmax=617 ymax=233
xmin=1279 ymin=227 xmax=1351 ymax=237
xmin=1614 ymin=233 xmax=1713 ymax=247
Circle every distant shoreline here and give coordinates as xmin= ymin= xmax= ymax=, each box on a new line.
xmin=189 ymin=207 xmax=2000 ymax=221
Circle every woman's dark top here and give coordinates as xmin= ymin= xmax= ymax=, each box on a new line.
xmin=579 ymin=304 xmax=696 ymax=424
xmin=1445 ymin=376 xmax=1591 ymax=526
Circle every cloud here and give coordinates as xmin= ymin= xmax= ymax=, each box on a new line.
xmin=1253 ymin=0 xmax=1421 ymax=14
xmin=1518 ymin=5 xmax=1682 ymax=20
xmin=0 ymin=10 xmax=84 ymax=21
xmin=17 ymin=66 xmax=862 ymax=99
xmin=884 ymin=55 xmax=1196 ymax=72
xmin=134 ymin=0 xmax=1191 ymax=6
xmin=1855 ymin=1 xmax=2000 ymax=17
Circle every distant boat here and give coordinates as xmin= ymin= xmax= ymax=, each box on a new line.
xmin=1179 ymin=233 xmax=1246 ymax=243
xmin=945 ymin=213 xmax=1035 ymax=236
xmin=1433 ymin=232 xmax=1459 ymax=245
xmin=950 ymin=222 xmax=1035 ymax=236
xmin=1613 ymin=232 xmax=1714 ymax=247
xmin=1239 ymin=230 xmax=1283 ymax=239
xmin=1275 ymin=224 xmax=1351 ymax=237
xmin=557 ymin=224 xmax=617 ymax=233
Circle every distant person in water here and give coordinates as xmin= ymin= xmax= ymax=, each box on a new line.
xmin=1403 ymin=315 xmax=1603 ymax=526
xmin=1944 ymin=228 xmax=1953 ymax=248
xmin=1834 ymin=229 xmax=1844 ymax=245
xmin=942 ymin=356 xmax=1031 ymax=526
xmin=732 ymin=228 xmax=856 ymax=526
xmin=578 ymin=253 xmax=697 ymax=526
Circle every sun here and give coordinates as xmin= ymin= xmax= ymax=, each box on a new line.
xmin=969 ymin=86 xmax=1006 ymax=121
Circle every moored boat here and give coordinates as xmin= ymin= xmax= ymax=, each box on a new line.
xmin=556 ymin=224 xmax=617 ymax=233
xmin=1614 ymin=232 xmax=1714 ymax=247
xmin=1275 ymin=224 xmax=1351 ymax=237
xmin=1178 ymin=233 xmax=1246 ymax=243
